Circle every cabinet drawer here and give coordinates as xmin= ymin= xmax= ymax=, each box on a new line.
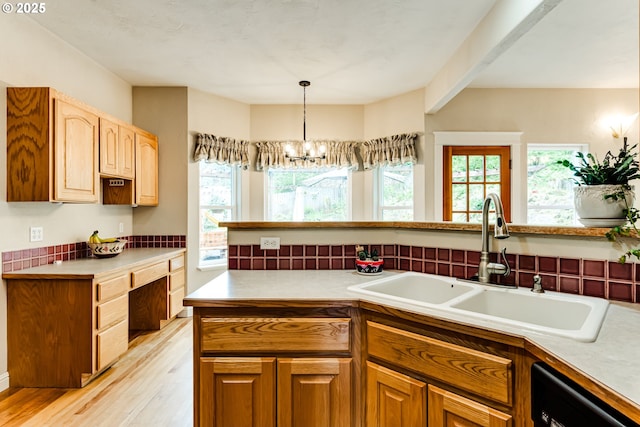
xmin=170 ymin=254 xmax=185 ymax=271
xmin=131 ymin=260 xmax=168 ymax=289
xmin=96 ymin=319 xmax=128 ymax=371
xmin=201 ymin=318 xmax=351 ymax=352
xmin=96 ymin=273 xmax=129 ymax=302
xmin=367 ymin=321 xmax=512 ymax=405
xmin=169 ymin=288 xmax=185 ymax=318
xmin=169 ymin=270 xmax=185 ymax=292
xmin=96 ymin=294 xmax=128 ymax=330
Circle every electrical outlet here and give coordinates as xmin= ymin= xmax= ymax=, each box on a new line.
xmin=119 ymin=222 xmax=124 ymax=233
xmin=30 ymin=226 xmax=43 ymax=242
xmin=260 ymin=237 xmax=281 ymax=250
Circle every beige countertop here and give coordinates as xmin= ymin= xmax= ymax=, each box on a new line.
xmin=184 ymin=269 xmax=640 ymax=415
xmin=2 ymin=248 xmax=185 ymax=279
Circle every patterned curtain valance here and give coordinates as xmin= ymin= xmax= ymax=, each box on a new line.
xmin=193 ymin=133 xmax=250 ymax=169
xmin=360 ymin=133 xmax=419 ymax=170
xmin=255 ymin=140 xmax=359 ymax=170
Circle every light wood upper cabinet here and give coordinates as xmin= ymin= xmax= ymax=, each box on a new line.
xmin=7 ymin=87 xmax=99 ymax=203
xmin=99 ymin=118 xmax=135 ymax=179
xmin=7 ymin=87 xmax=158 ymax=205
xmin=135 ymin=131 xmax=159 ymax=206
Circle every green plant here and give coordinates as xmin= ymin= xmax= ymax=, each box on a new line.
xmin=604 ymin=187 xmax=640 ymax=263
xmin=559 ymin=138 xmax=640 ymax=263
xmin=356 ymin=245 xmax=379 ymax=261
xmin=557 ymin=139 xmax=640 ymax=185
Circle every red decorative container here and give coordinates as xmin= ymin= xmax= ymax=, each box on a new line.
xmin=355 ymin=258 xmax=384 ymax=275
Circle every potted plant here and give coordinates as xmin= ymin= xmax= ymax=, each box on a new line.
xmin=355 ymin=245 xmax=384 ymax=274
xmin=558 ymin=138 xmax=640 ymax=227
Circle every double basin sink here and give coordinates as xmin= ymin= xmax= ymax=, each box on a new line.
xmin=348 ymin=272 xmax=609 ymax=342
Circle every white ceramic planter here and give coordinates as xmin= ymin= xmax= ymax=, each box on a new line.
xmin=573 ymin=184 xmax=634 ymax=227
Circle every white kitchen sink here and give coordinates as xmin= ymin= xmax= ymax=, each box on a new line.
xmin=448 ymin=286 xmax=609 ymax=342
xmin=348 ymin=272 xmax=476 ymax=307
xmin=349 ymin=272 xmax=609 ymax=342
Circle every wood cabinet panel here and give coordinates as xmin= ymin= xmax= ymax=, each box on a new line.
xmin=99 ymin=119 xmax=135 ymax=179
xmin=367 ymin=321 xmax=512 ymax=405
xmin=200 ymin=357 xmax=276 ymax=427
xmin=96 ymin=273 xmax=130 ymax=302
xmin=96 ymin=294 xmax=128 ymax=330
xmin=169 ymin=270 xmax=185 ymax=292
xmin=53 ymin=99 xmax=99 ymax=202
xmin=131 ymin=260 xmax=169 ymax=289
xmin=96 ymin=319 xmax=129 ymax=371
xmin=278 ymin=358 xmax=352 ymax=427
xmin=428 ymin=385 xmax=512 ymax=427
xmin=170 ymin=254 xmax=185 ymax=271
xmin=169 ymin=287 xmax=185 ymax=318
xmin=201 ymin=317 xmax=351 ymax=352
xmin=135 ymin=131 xmax=159 ymax=206
xmin=365 ymin=361 xmax=426 ymax=427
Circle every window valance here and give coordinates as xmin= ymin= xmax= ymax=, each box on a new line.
xmin=193 ymin=133 xmax=250 ymax=169
xmin=360 ymin=133 xmax=419 ymax=170
xmin=255 ymin=140 xmax=359 ymax=170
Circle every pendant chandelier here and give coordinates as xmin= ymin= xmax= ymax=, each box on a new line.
xmin=284 ymin=80 xmax=326 ymax=162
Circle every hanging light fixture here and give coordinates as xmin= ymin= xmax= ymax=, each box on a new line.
xmin=284 ymin=80 xmax=326 ymax=162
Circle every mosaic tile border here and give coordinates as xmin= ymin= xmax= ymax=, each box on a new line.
xmin=228 ymin=243 xmax=639 ymax=304
xmin=2 ymin=235 xmax=186 ymax=273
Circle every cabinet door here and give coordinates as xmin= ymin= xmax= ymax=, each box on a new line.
xmin=366 ymin=361 xmax=425 ymax=427
xmin=135 ymin=132 xmax=158 ymax=206
xmin=278 ymin=358 xmax=352 ymax=427
xmin=428 ymin=385 xmax=512 ymax=427
xmin=99 ymin=118 xmax=119 ymax=176
xmin=119 ymin=125 xmax=135 ymax=179
xmin=200 ymin=357 xmax=276 ymax=427
xmin=54 ymin=99 xmax=99 ymax=202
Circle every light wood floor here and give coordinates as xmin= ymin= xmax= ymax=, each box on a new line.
xmin=0 ymin=317 xmax=193 ymax=427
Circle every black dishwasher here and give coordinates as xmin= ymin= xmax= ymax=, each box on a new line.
xmin=531 ymin=362 xmax=639 ymax=427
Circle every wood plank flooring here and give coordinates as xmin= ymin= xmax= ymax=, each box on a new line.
xmin=0 ymin=317 xmax=193 ymax=427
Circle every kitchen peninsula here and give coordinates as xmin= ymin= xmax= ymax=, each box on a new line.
xmin=3 ymin=248 xmax=186 ymax=388
xmin=184 ymin=269 xmax=640 ymax=426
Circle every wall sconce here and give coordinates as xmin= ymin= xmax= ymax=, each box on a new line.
xmin=284 ymin=80 xmax=326 ymax=162
xmin=607 ymin=112 xmax=639 ymax=140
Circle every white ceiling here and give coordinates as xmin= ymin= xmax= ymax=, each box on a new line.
xmin=30 ymin=0 xmax=638 ymax=105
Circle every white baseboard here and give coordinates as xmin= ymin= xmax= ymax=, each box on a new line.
xmin=0 ymin=371 xmax=9 ymax=392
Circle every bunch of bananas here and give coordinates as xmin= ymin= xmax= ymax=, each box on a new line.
xmin=88 ymin=230 xmax=119 ymax=244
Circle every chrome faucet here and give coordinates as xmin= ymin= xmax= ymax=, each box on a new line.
xmin=478 ymin=193 xmax=511 ymax=283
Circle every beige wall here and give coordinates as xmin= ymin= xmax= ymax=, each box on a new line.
xmin=424 ymin=88 xmax=640 ymax=219
xmin=0 ymin=15 xmax=134 ymax=389
xmin=187 ymin=88 xmax=251 ymax=291
xmin=363 ymin=89 xmax=427 ymax=219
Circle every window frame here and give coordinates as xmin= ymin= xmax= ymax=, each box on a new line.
xmin=442 ymin=145 xmax=511 ymax=222
xmin=374 ymin=163 xmax=414 ymax=221
xmin=198 ymin=161 xmax=241 ymax=268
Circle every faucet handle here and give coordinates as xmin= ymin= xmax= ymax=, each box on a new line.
xmin=499 ymin=248 xmax=511 ymax=277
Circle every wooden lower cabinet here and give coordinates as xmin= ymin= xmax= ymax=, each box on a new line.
xmin=366 ymin=361 xmax=426 ymax=427
xmin=428 ymin=385 xmax=512 ymax=427
xmin=199 ymin=357 xmax=352 ymax=427
xmin=200 ymin=357 xmax=276 ymax=427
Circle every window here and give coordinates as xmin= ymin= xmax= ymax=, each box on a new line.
xmin=376 ymin=163 xmax=414 ymax=220
xmin=199 ymin=162 xmax=240 ymax=267
xmin=266 ymin=168 xmax=351 ymax=221
xmin=527 ymin=144 xmax=586 ymax=225
xmin=443 ymin=146 xmax=511 ymax=222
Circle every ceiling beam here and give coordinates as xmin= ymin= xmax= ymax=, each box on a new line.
xmin=424 ymin=0 xmax=563 ymax=114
